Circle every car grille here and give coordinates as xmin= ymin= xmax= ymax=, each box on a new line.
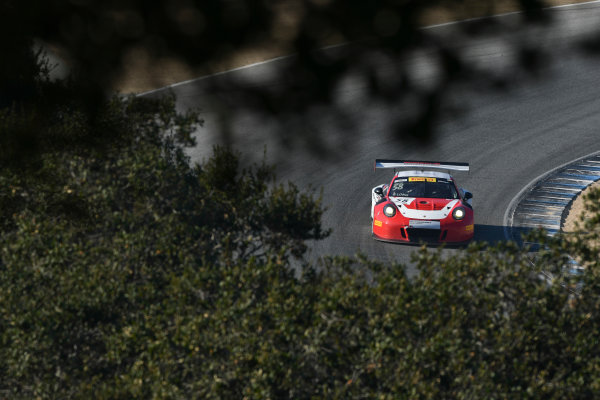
xmin=407 ymin=228 xmax=442 ymax=243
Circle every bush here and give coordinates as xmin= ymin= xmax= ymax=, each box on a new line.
xmin=0 ymin=94 xmax=328 ymax=398
xmin=1 ymin=90 xmax=600 ymax=398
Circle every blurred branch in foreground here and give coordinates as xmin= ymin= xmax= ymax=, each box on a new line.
xmin=2 ymin=0 xmax=599 ymax=153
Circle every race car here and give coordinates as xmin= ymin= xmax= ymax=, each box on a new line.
xmin=371 ymin=160 xmax=474 ymax=244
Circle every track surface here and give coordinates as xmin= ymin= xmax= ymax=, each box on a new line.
xmin=146 ymin=2 xmax=600 ymax=271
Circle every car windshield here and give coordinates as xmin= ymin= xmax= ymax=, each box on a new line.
xmin=389 ymin=177 xmax=459 ymax=199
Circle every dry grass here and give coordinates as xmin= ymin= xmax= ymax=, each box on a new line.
xmin=561 ymin=182 xmax=600 ymax=267
xmin=562 ymin=181 xmax=600 ymax=233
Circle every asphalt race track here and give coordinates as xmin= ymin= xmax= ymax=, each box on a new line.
xmin=145 ymin=1 xmax=600 ymax=271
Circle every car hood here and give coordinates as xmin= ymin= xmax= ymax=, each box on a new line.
xmin=390 ymin=197 xmax=460 ymax=220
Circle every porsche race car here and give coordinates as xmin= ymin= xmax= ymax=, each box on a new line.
xmin=371 ymin=160 xmax=474 ymax=244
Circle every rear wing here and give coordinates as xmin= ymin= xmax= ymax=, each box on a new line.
xmin=374 ymin=159 xmax=470 ymax=172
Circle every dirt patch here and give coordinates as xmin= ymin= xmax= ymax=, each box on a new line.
xmin=114 ymin=0 xmax=591 ymax=93
xmin=562 ymin=181 xmax=600 ymax=233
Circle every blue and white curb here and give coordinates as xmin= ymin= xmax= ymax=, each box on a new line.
xmin=503 ymin=151 xmax=600 ymax=291
xmin=506 ymin=152 xmax=600 ymax=243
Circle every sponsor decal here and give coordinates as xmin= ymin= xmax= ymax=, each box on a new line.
xmin=391 ymin=198 xmax=416 ymax=207
xmin=409 ymin=177 xmax=437 ymax=182
xmin=374 ymin=220 xmax=383 ymax=227
xmin=465 ymin=224 xmax=474 ymax=232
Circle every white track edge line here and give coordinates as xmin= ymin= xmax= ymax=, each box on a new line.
xmin=139 ymin=0 xmax=600 ymax=97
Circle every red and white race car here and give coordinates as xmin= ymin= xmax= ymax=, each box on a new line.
xmin=371 ymin=160 xmax=474 ymax=244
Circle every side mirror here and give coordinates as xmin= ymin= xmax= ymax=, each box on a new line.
xmin=374 ymin=187 xmax=384 ymax=196
xmin=464 ymin=191 xmax=473 ymax=200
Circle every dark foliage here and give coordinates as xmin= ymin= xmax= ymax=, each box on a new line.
xmin=0 ymin=94 xmax=329 ymax=397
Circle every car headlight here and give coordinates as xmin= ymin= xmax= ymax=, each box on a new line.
xmin=383 ymin=203 xmax=397 ymax=218
xmin=452 ymin=206 xmax=466 ymax=220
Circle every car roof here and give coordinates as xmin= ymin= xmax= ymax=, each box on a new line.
xmin=395 ymin=170 xmax=453 ymax=180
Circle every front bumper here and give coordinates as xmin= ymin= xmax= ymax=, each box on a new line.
xmin=373 ymin=219 xmax=474 ymax=244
